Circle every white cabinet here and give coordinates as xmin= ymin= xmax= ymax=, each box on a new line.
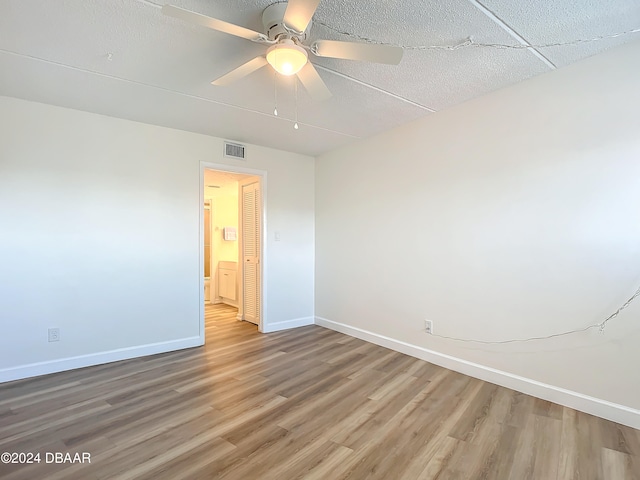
xmin=218 ymin=261 xmax=237 ymax=301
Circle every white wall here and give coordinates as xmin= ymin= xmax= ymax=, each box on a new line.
xmin=315 ymin=40 xmax=640 ymax=427
xmin=207 ymin=180 xmax=240 ymax=265
xmin=0 ymin=96 xmax=315 ymax=380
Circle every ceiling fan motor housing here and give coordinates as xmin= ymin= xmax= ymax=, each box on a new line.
xmin=262 ymin=3 xmax=310 ymax=41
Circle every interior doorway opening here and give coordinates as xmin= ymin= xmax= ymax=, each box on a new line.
xmin=201 ymin=166 xmax=264 ymax=343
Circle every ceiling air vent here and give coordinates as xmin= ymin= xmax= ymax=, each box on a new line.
xmin=224 ymin=141 xmax=245 ymax=160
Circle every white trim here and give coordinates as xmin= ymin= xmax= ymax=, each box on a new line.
xmin=200 ymin=162 xmax=268 ymax=338
xmin=0 ymin=337 xmax=202 ymax=383
xmin=314 ymin=316 xmax=640 ymax=430
xmin=199 ymin=166 xmax=206 ymax=346
xmin=314 ymin=65 xmax=436 ymax=112
xmin=466 ymin=0 xmax=556 ymax=69
xmin=262 ymin=316 xmax=315 ymax=333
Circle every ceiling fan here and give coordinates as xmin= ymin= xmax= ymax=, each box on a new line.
xmin=162 ymin=0 xmax=403 ymax=101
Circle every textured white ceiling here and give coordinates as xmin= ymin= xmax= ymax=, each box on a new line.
xmin=0 ymin=0 xmax=638 ymax=156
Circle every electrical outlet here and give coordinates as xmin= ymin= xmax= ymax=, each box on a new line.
xmin=48 ymin=328 xmax=60 ymax=342
xmin=424 ymin=320 xmax=433 ymax=335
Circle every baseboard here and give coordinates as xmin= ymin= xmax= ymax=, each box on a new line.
xmin=315 ymin=317 xmax=640 ymax=430
xmin=262 ymin=316 xmax=315 ymax=333
xmin=0 ymin=336 xmax=203 ymax=384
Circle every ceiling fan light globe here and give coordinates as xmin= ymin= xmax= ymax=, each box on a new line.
xmin=266 ymin=42 xmax=308 ymax=76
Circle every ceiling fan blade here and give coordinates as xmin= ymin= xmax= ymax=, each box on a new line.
xmin=212 ymin=56 xmax=269 ymax=86
xmin=162 ymin=5 xmax=268 ymax=43
xmin=283 ymin=0 xmax=321 ymax=34
xmin=296 ymin=63 xmax=332 ymax=101
xmin=312 ymin=40 xmax=403 ymax=65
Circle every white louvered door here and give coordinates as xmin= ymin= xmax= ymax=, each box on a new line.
xmin=241 ymin=181 xmax=261 ymax=325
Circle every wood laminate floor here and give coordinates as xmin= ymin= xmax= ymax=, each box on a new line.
xmin=1 ymin=304 xmax=639 ymax=479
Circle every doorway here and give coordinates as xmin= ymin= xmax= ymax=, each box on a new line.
xmin=200 ymin=164 xmax=265 ymax=343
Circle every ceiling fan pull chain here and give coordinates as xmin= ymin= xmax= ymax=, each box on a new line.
xmin=294 ymin=78 xmax=299 ymax=130
xmin=273 ymin=70 xmax=279 ymax=116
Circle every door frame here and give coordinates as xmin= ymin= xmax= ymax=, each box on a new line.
xmin=199 ymin=162 xmax=268 ymax=342
xmin=203 ymin=198 xmax=213 ymax=304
